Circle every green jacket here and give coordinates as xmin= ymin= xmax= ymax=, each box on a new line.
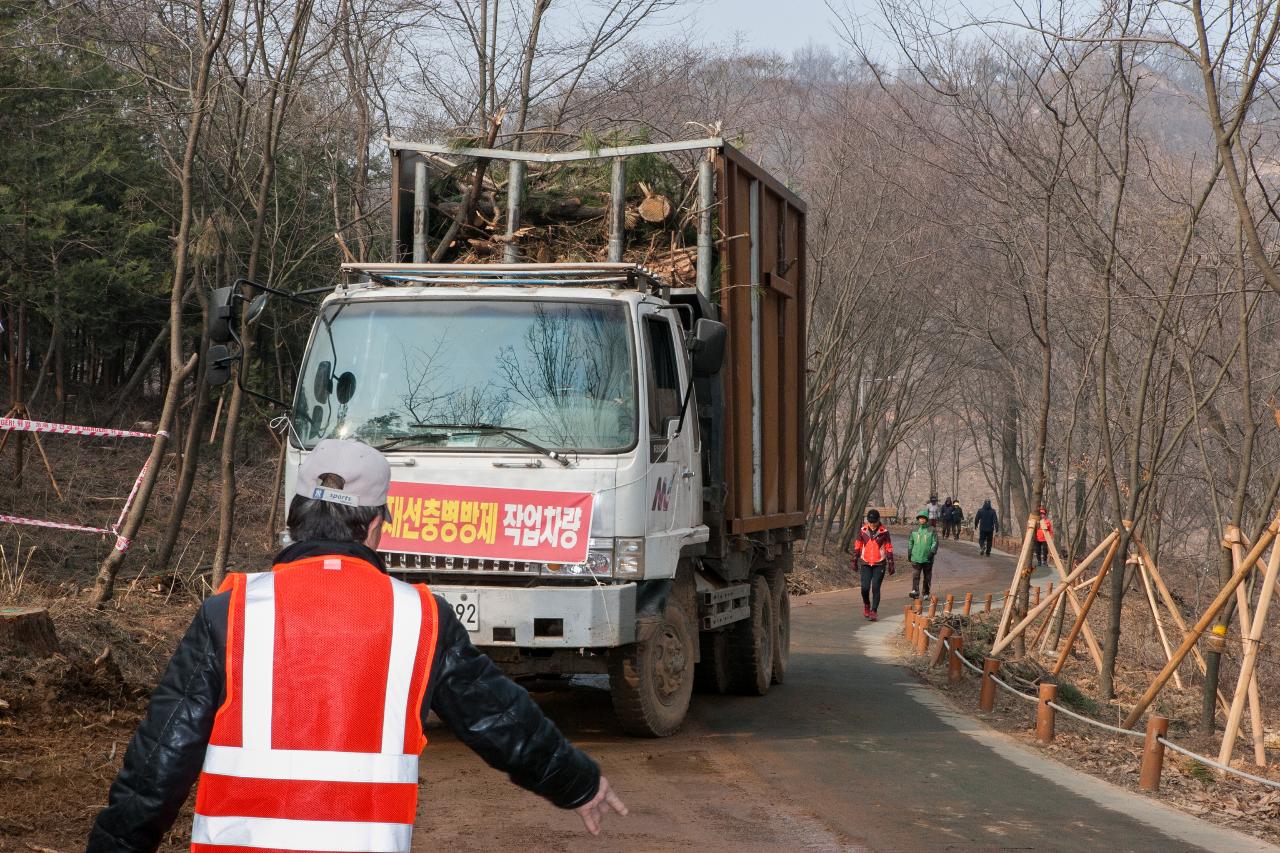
xmin=908 ymin=524 xmax=938 ymax=564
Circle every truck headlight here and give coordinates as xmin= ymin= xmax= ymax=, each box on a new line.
xmin=544 ymin=539 xmax=613 ymax=576
xmin=614 ymin=537 xmax=644 ymax=577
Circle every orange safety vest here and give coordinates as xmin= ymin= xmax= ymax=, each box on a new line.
xmin=192 ymin=555 xmax=439 ymax=853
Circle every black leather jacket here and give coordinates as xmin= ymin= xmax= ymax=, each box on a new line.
xmin=87 ymin=540 xmax=600 ymax=852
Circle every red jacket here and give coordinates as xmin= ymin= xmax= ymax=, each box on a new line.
xmin=1036 ymin=517 xmax=1054 ymax=543
xmin=853 ymin=524 xmax=894 ymax=570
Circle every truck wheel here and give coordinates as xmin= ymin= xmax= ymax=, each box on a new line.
xmin=694 ymin=630 xmax=731 ymax=694
xmin=771 ymin=580 xmax=790 ymax=685
xmin=608 ymin=576 xmax=696 ymax=737
xmin=727 ymin=575 xmax=774 ymax=696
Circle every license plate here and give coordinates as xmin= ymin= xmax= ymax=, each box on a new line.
xmin=441 ymin=589 xmax=480 ymax=632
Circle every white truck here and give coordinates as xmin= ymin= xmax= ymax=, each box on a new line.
xmin=215 ymin=137 xmax=807 ymax=737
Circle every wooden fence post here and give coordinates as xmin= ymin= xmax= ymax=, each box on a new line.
xmin=1036 ymin=682 xmax=1058 ymax=744
xmin=903 ymin=605 xmax=913 ymax=641
xmin=983 ymin=593 xmax=993 ymax=614
xmin=1139 ymin=715 xmax=1169 ymax=792
xmin=930 ymin=626 xmax=953 ymax=668
xmin=915 ymin=617 xmax=931 ymax=654
xmin=980 ymin=658 xmax=1001 ymax=712
xmin=944 ymin=594 xmax=955 ymax=615
xmin=962 ymin=592 xmax=973 ymax=616
xmin=948 ymin=635 xmax=965 ymax=685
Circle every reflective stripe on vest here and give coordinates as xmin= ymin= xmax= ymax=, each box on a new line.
xmin=193 ymin=558 xmax=438 ymax=852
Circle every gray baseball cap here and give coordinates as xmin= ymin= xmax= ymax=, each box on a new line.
xmin=296 ymin=439 xmax=391 ymax=507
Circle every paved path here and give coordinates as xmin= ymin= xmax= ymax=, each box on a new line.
xmin=417 ymin=538 xmax=1276 ymax=852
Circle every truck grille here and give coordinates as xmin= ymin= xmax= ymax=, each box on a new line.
xmin=382 ymin=551 xmax=540 ymax=574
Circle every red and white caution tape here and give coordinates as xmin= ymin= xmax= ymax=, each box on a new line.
xmin=0 ymin=418 xmax=168 ymax=552
xmin=0 ymin=514 xmax=111 ymax=536
xmin=0 ymin=417 xmax=165 ymax=440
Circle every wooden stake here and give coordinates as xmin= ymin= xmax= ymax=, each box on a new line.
xmin=1217 ymin=539 xmax=1280 ymax=770
xmin=948 ymin=635 xmax=965 ymax=685
xmin=1040 ymin=524 xmax=1110 ymax=672
xmin=1051 ymin=535 xmax=1121 ymax=677
xmin=1138 ymin=558 xmax=1181 ymax=690
xmin=1036 ymin=682 xmax=1058 ymax=744
xmin=1139 ymin=716 xmax=1169 ymax=792
xmin=991 ymin=555 xmax=1096 ymax=657
xmin=1123 ymin=513 xmax=1280 ymax=730
xmin=980 ymin=658 xmax=1000 ymax=712
xmin=1226 ymin=528 xmax=1268 ymax=766
xmin=962 ymin=592 xmax=973 ymax=616
xmin=994 ymin=514 xmax=1040 ymax=645
xmin=1132 ymin=531 xmax=1211 ymax=674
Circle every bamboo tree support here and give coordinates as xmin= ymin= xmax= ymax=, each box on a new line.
xmin=991 ymin=555 xmax=1096 ymax=657
xmin=1131 ymin=528 xmax=1229 ymax=714
xmin=1226 ymin=527 xmax=1268 ymax=766
xmin=1040 ymin=524 xmax=1111 ymax=671
xmin=1123 ymin=513 xmax=1280 ymax=730
xmin=1131 ymin=531 xmax=1209 ymax=675
xmin=994 ymin=513 xmax=1041 ymax=645
xmin=1051 ymin=534 xmax=1122 ymax=678
xmin=1216 ymin=536 xmax=1280 ymax=771
xmin=1136 ymin=557 xmax=1181 ymax=689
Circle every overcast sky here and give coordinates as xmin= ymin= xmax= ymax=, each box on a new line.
xmin=682 ymin=0 xmax=847 ymax=55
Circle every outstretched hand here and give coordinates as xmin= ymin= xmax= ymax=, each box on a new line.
xmin=575 ymin=775 xmax=628 ymax=835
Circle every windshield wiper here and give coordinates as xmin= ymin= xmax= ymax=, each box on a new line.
xmin=411 ymin=422 xmax=573 ymax=467
xmin=376 ymin=429 xmax=450 ymax=450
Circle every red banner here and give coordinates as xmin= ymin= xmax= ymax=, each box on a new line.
xmin=381 ymin=482 xmax=594 ymax=564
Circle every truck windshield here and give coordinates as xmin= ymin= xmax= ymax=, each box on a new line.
xmin=292 ymin=298 xmax=637 ymax=453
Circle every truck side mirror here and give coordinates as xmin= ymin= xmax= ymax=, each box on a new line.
xmin=206 ymin=344 xmax=234 ymax=386
xmin=689 ymin=319 xmax=727 ymax=377
xmin=209 ymin=287 xmax=235 ymax=343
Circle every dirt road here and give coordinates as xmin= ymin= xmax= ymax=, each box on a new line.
xmin=415 ymin=539 xmax=1274 ymax=852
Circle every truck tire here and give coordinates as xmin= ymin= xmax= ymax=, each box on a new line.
xmin=694 ymin=630 xmax=731 ymax=694
xmin=608 ymin=574 xmax=696 ymax=737
xmin=727 ymin=574 xmax=773 ymax=696
xmin=771 ymin=580 xmax=790 ymax=685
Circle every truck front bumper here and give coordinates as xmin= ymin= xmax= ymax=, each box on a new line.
xmin=434 ymin=582 xmax=637 ymax=648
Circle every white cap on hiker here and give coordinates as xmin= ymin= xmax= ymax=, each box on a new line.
xmin=295 ymin=439 xmax=390 ymax=507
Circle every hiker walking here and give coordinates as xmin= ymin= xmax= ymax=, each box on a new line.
xmin=940 ymin=498 xmax=955 ymax=538
xmin=853 ymin=508 xmax=894 ymax=621
xmin=907 ymin=509 xmax=939 ymax=600
xmin=951 ymin=498 xmax=965 ymax=538
xmin=89 ymin=439 xmax=624 ymax=852
xmin=926 ymin=494 xmax=941 ymax=528
xmin=974 ymin=499 xmax=998 ymax=555
xmin=1034 ymin=506 xmax=1054 ymax=567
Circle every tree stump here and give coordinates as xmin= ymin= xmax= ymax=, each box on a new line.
xmin=0 ymin=606 xmax=60 ymax=656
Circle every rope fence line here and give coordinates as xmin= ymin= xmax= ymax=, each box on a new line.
xmin=906 ymin=601 xmax=1280 ymax=794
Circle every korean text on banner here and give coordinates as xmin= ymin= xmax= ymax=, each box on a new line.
xmin=382 ymin=482 xmax=594 ymax=564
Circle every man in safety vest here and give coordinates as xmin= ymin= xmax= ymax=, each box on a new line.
xmin=88 ymin=439 xmax=625 ymax=852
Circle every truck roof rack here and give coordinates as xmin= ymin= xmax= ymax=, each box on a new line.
xmin=339 ymin=262 xmax=670 ymax=292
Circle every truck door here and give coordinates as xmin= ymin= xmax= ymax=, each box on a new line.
xmin=641 ymin=311 xmax=700 ymax=578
